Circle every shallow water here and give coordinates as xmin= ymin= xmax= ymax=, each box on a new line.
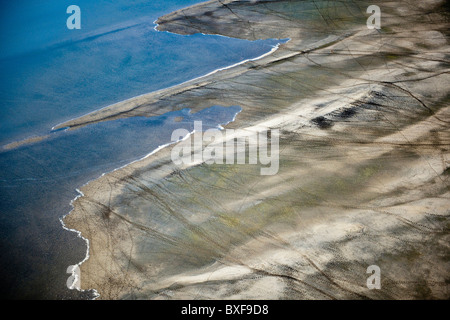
xmin=0 ymin=0 xmax=281 ymax=145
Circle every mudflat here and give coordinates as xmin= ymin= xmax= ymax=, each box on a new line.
xmin=64 ymin=0 xmax=450 ymax=299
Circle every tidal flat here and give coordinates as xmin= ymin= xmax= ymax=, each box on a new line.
xmin=64 ymin=0 xmax=450 ymax=299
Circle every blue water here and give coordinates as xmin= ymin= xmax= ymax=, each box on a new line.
xmin=0 ymin=0 xmax=282 ymax=146
xmin=0 ymin=0 xmax=284 ymax=299
xmin=0 ymin=105 xmax=241 ymax=299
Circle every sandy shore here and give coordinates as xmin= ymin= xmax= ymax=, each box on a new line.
xmin=64 ymin=0 xmax=449 ymax=299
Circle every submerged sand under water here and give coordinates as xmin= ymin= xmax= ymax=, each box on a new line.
xmin=64 ymin=0 xmax=450 ymax=299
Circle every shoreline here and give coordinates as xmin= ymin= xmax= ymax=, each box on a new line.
xmin=49 ymin=33 xmax=337 ymax=132
xmin=1 ymin=2 xmax=284 ymax=152
xmin=0 ymin=36 xmax=286 ymax=153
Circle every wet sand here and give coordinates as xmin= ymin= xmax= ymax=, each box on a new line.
xmin=64 ymin=0 xmax=449 ymax=299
